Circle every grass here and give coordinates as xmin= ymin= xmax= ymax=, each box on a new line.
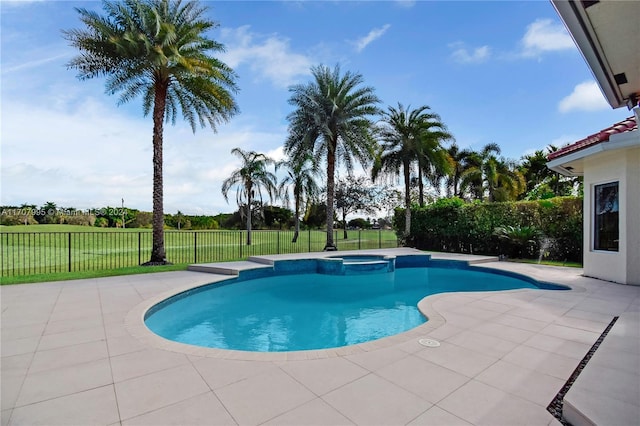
xmin=1 ymin=225 xmax=399 ymax=281
xmin=1 ymin=263 xmax=189 ymax=285
xmin=509 ymin=258 xmax=582 ymax=268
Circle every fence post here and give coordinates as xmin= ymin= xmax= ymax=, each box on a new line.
xmin=239 ymin=231 xmax=243 ymax=258
xmin=308 ymin=229 xmax=311 ymax=252
xmin=68 ymin=232 xmax=72 ymax=272
xmin=138 ymin=232 xmax=142 ymax=265
xmin=194 ymin=232 xmax=198 ymax=264
xmin=358 ymin=230 xmax=361 ymax=250
xmin=277 ymin=231 xmax=280 ymax=254
xmin=379 ymin=229 xmax=382 ymax=248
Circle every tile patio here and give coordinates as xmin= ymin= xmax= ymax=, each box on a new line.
xmin=1 ymin=249 xmax=639 ymax=425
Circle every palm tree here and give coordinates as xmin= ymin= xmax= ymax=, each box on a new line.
xmin=222 ymin=148 xmax=277 ymax=246
xmin=460 ymin=143 xmax=525 ymax=202
xmin=276 ymin=156 xmax=320 ymax=243
xmin=445 ymin=143 xmax=474 ymax=198
xmin=65 ymin=0 xmax=238 ymax=264
xmin=413 ymin=113 xmax=453 ymax=206
xmin=285 ymin=64 xmax=380 ymax=250
xmin=372 ymin=103 xmax=451 ymax=238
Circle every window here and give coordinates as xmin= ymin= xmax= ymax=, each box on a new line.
xmin=594 ymin=182 xmax=619 ymax=251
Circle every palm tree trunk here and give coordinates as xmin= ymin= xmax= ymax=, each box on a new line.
xmin=324 ymin=143 xmax=337 ymax=250
xmin=148 ymin=79 xmax=168 ymax=264
xmin=292 ymin=196 xmax=300 ymax=243
xmin=403 ymin=160 xmax=411 ymax=239
xmin=246 ymin=187 xmax=252 ymax=246
xmin=418 ymin=167 xmax=425 ymax=207
xmin=342 ymin=211 xmax=348 ymax=240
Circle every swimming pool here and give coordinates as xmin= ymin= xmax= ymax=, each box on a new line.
xmin=144 ymin=256 xmax=567 ymax=352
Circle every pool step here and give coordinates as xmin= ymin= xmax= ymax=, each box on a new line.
xmin=188 ymin=261 xmax=272 ymax=275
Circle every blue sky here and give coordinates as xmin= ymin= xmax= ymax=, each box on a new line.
xmin=1 ymin=0 xmax=631 ymax=216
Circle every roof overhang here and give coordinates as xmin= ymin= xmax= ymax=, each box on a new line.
xmin=547 ymin=128 xmax=640 ymax=176
xmin=551 ymin=0 xmax=640 ymax=109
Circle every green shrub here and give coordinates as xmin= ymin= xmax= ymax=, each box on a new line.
xmin=396 ymin=197 xmax=582 ymax=262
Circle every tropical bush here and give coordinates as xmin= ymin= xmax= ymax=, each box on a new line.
xmin=396 ymin=196 xmax=583 ymax=263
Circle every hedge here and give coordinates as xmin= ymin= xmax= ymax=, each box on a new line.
xmin=395 ymin=197 xmax=583 ymax=263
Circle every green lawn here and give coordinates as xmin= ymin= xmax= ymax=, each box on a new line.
xmin=1 ymin=225 xmax=399 ymax=281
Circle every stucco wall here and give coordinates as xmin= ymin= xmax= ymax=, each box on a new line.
xmin=583 ymin=147 xmax=639 ymax=285
xmin=625 ymin=148 xmax=640 ymax=285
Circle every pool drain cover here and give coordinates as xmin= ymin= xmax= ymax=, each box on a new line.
xmin=418 ymin=338 xmax=440 ymax=348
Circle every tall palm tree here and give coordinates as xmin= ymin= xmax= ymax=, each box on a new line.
xmin=372 ymin=104 xmax=451 ymax=238
xmin=222 ymin=148 xmax=277 ymax=246
xmin=460 ymin=143 xmax=525 ymax=202
xmin=445 ymin=143 xmax=474 ymax=198
xmin=413 ymin=112 xmax=453 ymax=206
xmin=65 ymin=0 xmax=238 ymax=264
xmin=276 ymin=156 xmax=320 ymax=243
xmin=285 ymin=64 xmax=380 ymax=250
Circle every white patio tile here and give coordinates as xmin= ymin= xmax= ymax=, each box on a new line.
xmin=344 ymin=346 xmax=410 ymax=372
xmin=491 ymin=313 xmax=549 ymax=332
xmin=110 ymin=348 xmax=190 ymax=382
xmin=9 ymin=385 xmax=119 ymax=426
xmin=0 ymin=353 xmax=33 ymax=378
xmin=279 ymin=356 xmax=369 ymax=396
xmin=115 ymin=364 xmax=210 ymax=421
xmin=0 ymin=336 xmax=40 ymax=358
xmin=414 ymin=341 xmax=498 ymax=378
xmin=214 ymin=367 xmax=316 ymax=426
xmin=106 ymin=333 xmax=148 ymax=357
xmin=28 ymin=340 xmax=108 ymax=374
xmin=37 ymin=325 xmax=106 ymax=351
xmin=466 ymin=299 xmax=514 ymax=314
xmin=121 ymin=391 xmax=236 ymax=426
xmin=475 ymin=360 xmax=564 ymax=407
xmin=470 ymin=321 xmax=535 ymax=344
xmin=1 ymin=376 xmax=24 ymax=412
xmin=1 ymin=409 xmax=11 ymax=426
xmin=445 ymin=329 xmax=519 ymax=359
xmin=15 ymin=358 xmax=112 ymax=407
xmin=263 ymin=397 xmax=355 ymax=426
xmin=407 ymin=405 xmax=472 ymax=426
xmin=423 ymin=323 xmax=464 ymax=342
xmin=502 ymin=345 xmax=579 ymax=381
xmin=437 ymin=379 xmax=553 ymax=426
xmin=322 ymin=373 xmax=432 ymax=426
xmin=0 ymin=323 xmax=46 ymax=341
xmin=190 ymin=357 xmax=279 ymax=390
xmin=375 ymin=354 xmax=469 ymax=403
xmin=539 ymin=323 xmax=601 ymax=346
xmin=43 ymin=315 xmax=104 ymax=335
xmin=449 ymin=305 xmax=502 ymax=321
xmin=523 ymin=333 xmax=591 ymax=360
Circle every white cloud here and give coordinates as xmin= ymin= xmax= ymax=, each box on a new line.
xmin=0 ymin=93 xmax=288 ymax=215
xmin=558 ymin=81 xmax=609 ymax=113
xmin=219 ymin=26 xmax=312 ymax=88
xmin=354 ymin=24 xmax=391 ymax=53
xmin=449 ymin=42 xmax=491 ymax=64
xmin=1 ymin=53 xmax=70 ymax=75
xmin=266 ymin=146 xmax=287 ymax=163
xmin=521 ymin=19 xmax=574 ymax=57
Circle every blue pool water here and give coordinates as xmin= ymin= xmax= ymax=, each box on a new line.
xmin=145 ymin=263 xmax=564 ymax=352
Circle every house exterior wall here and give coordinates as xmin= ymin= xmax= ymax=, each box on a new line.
xmin=583 ymin=147 xmax=640 ymax=285
xmin=625 ymin=148 xmax=640 ymax=284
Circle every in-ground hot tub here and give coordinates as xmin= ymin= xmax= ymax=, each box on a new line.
xmin=317 ymin=254 xmax=395 ymax=275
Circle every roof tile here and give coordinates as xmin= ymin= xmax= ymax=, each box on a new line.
xmin=547 ymin=116 xmax=637 ymax=160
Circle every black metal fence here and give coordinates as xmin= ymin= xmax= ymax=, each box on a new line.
xmin=1 ymin=229 xmax=398 ymax=277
